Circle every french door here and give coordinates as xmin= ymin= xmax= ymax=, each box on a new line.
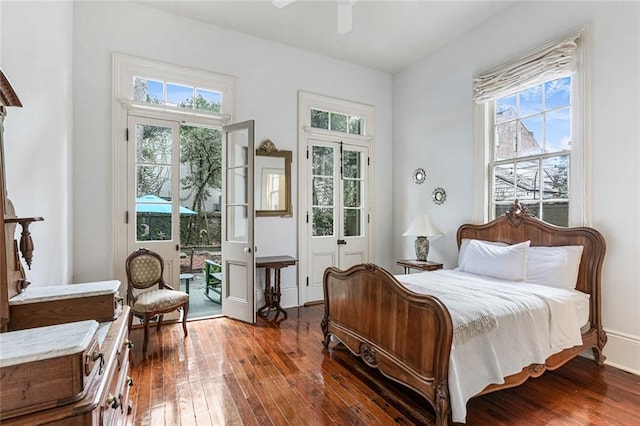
xmin=221 ymin=120 xmax=256 ymax=323
xmin=306 ymin=138 xmax=369 ymax=303
xmin=127 ymin=115 xmax=181 ymax=284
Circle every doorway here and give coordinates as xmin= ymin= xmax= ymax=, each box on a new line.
xmin=297 ymin=91 xmax=375 ymax=305
xmin=305 ymin=138 xmax=370 ymax=303
xmin=127 ymin=115 xmax=224 ymax=319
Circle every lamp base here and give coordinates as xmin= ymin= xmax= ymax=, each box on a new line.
xmin=414 ymin=236 xmax=430 ymax=262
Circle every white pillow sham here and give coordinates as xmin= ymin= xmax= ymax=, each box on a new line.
xmin=526 ymin=245 xmax=584 ymax=290
xmin=457 ymin=239 xmax=530 ymax=281
xmin=457 ymin=238 xmax=507 ymax=266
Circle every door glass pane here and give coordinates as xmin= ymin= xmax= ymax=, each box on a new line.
xmin=343 ymin=150 xmax=361 ymax=179
xmin=312 ymin=146 xmax=333 ymax=176
xmin=313 ymin=207 xmax=334 ymax=237
xmin=225 ymin=127 xmax=249 ymax=244
xmin=344 ymin=208 xmax=361 ymax=237
xmin=136 ymin=125 xmax=172 ymax=164
xmin=226 ymin=168 xmax=247 ymax=205
xmin=343 ymin=180 xmax=360 ymax=207
xmin=179 ymin=125 xmax=222 ymax=250
xmin=226 ymin=206 xmax=248 ymax=243
xmin=312 ymin=145 xmax=335 ymax=237
xmin=312 ymin=177 xmax=333 ymax=206
xmin=135 ymin=123 xmax=174 ymax=242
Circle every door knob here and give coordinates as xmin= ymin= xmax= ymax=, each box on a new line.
xmin=337 ymin=239 xmax=347 ymax=245
xmin=244 ymin=247 xmax=252 ymax=253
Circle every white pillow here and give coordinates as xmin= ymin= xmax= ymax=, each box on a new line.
xmin=457 ymin=238 xmax=507 ymax=266
xmin=526 ymin=245 xmax=584 ymax=290
xmin=457 ymin=239 xmax=530 ymax=281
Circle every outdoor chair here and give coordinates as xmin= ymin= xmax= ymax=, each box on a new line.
xmin=125 ymin=248 xmax=189 ymax=354
xmin=204 ymin=259 xmax=222 ymax=304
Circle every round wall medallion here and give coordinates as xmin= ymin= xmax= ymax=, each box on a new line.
xmin=432 ymin=187 xmax=446 ymax=205
xmin=413 ymin=168 xmax=426 ymax=184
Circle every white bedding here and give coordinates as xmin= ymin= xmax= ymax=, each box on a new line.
xmin=396 ymin=269 xmax=590 ymax=423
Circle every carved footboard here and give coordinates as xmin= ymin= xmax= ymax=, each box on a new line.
xmin=322 ymin=264 xmax=454 ymax=425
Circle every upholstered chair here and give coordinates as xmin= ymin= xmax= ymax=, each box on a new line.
xmin=125 ymin=248 xmax=189 ymax=354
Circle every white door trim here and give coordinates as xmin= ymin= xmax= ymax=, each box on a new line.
xmin=112 ymin=53 xmax=236 ymax=291
xmin=297 ymin=91 xmax=376 ymax=306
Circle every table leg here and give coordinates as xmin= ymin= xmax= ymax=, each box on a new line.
xmin=272 ymin=268 xmax=288 ymax=320
xmin=257 ymin=267 xmax=273 ymax=318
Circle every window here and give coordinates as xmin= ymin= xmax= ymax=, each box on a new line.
xmin=133 ymin=77 xmax=222 ymax=112
xmin=492 ymin=77 xmax=571 ymax=226
xmin=310 ymin=108 xmax=364 ymax=135
xmin=473 ymin=30 xmax=588 ymax=226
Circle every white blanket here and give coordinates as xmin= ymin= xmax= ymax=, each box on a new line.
xmin=396 ymin=270 xmax=588 ymax=423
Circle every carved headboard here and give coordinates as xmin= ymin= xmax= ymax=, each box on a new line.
xmin=456 ymin=202 xmax=606 ymax=331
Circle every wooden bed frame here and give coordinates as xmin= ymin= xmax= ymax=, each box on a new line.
xmin=321 ymin=202 xmax=606 ymax=425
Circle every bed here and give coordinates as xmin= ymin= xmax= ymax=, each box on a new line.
xmin=321 ymin=202 xmax=606 ymax=425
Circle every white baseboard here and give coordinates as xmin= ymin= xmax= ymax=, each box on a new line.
xmin=602 ymin=328 xmax=640 ymax=375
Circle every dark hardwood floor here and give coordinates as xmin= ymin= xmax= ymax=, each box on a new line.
xmin=126 ymin=305 xmax=640 ymax=425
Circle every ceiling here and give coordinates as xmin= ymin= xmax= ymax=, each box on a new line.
xmin=138 ymin=0 xmax=515 ymax=74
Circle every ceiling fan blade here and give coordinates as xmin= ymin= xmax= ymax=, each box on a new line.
xmin=337 ymin=0 xmax=356 ymax=34
xmin=273 ymin=0 xmax=296 ymax=8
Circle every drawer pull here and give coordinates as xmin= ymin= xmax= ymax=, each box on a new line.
xmin=84 ymin=351 xmax=104 ymax=375
xmin=106 ymin=393 xmax=121 ymax=409
xmin=126 ymin=376 xmax=134 ymax=387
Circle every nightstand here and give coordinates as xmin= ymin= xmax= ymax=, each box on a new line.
xmin=397 ymin=259 xmax=443 ymax=274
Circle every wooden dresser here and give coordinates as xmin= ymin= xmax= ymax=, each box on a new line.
xmin=0 ymin=69 xmax=134 ymax=424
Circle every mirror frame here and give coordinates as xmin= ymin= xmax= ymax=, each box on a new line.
xmin=255 ymin=140 xmax=292 ymax=217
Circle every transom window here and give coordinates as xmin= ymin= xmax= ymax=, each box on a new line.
xmin=310 ymin=108 xmax=364 ymax=135
xmin=492 ymin=77 xmax=571 ymax=226
xmin=133 ymin=77 xmax=222 ymax=112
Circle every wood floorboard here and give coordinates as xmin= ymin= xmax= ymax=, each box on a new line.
xmin=127 ymin=305 xmax=640 ymax=426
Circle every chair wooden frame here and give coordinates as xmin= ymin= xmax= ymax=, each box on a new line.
xmin=204 ymin=259 xmax=222 ymax=304
xmin=125 ymin=248 xmax=189 ymax=353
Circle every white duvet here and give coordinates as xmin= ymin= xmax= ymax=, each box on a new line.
xmin=396 ymin=270 xmax=589 ymax=423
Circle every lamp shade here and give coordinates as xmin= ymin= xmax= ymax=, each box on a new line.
xmin=402 ymin=214 xmax=442 ymax=237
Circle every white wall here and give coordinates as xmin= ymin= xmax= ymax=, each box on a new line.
xmin=393 ymin=1 xmax=640 ymax=373
xmin=70 ymin=2 xmax=392 ymax=301
xmin=0 ymin=1 xmax=74 ymax=286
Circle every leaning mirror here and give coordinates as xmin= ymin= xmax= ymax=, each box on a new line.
xmin=255 ymin=139 xmax=292 ymax=217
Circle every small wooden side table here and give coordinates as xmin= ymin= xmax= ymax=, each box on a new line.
xmin=179 ymin=273 xmax=194 ymax=294
xmin=256 ymin=255 xmax=297 ymax=320
xmin=397 ymin=259 xmax=443 ymax=274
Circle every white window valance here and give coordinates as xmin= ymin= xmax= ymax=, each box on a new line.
xmin=473 ymin=33 xmax=581 ymax=103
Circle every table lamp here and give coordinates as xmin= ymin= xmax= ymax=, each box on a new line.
xmin=402 ymin=214 xmax=442 ymax=261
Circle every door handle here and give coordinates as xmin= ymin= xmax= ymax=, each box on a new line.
xmin=337 ymin=239 xmax=347 ymax=245
xmin=244 ymin=247 xmax=252 ymax=253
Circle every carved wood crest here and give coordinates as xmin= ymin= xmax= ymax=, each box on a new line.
xmin=505 ymin=199 xmax=530 ymax=227
xmin=257 ymin=139 xmax=278 ymax=154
